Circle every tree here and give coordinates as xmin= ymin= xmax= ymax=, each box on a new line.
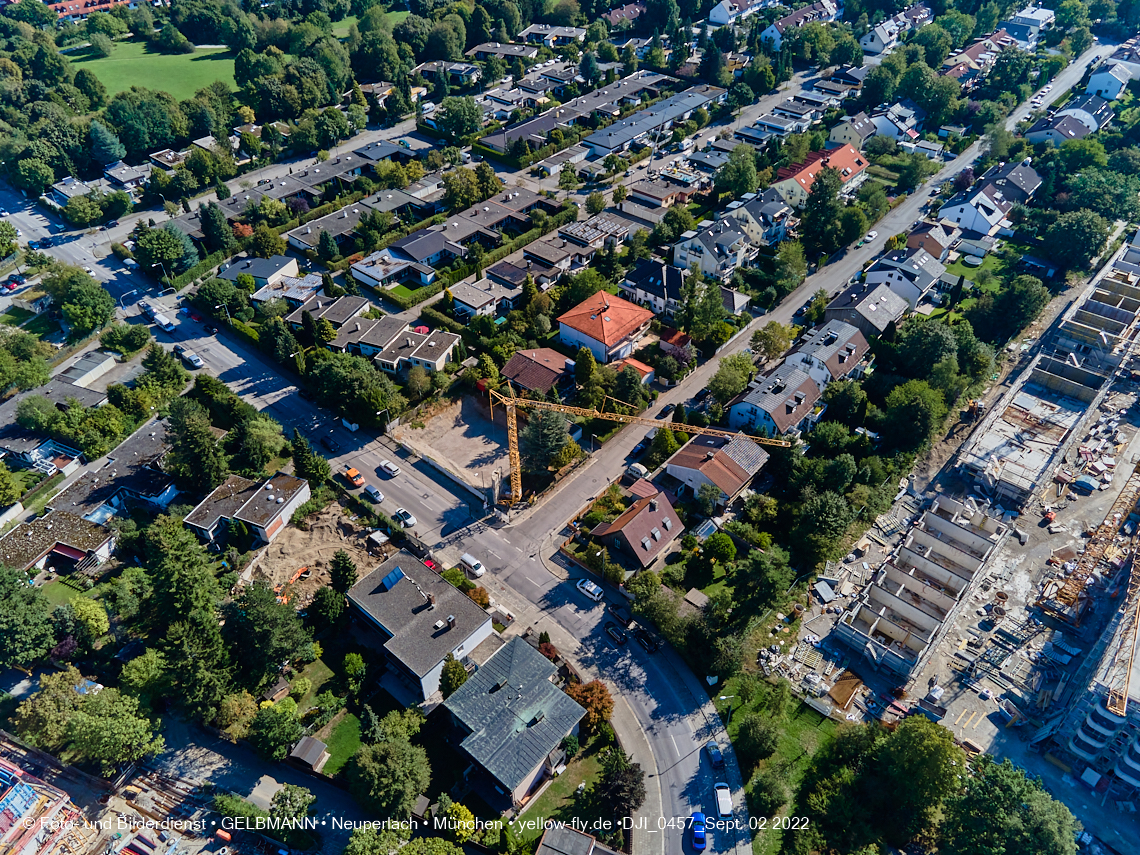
xmin=704 ymin=532 xmax=736 ymax=564
xmin=442 ymin=166 xmax=479 ymax=212
xmin=708 ymin=352 xmax=753 ymax=404
xmin=940 ymin=755 xmax=1079 ymax=855
xmin=874 ymin=715 xmax=964 ymax=842
xmin=598 ymin=747 xmax=646 ymax=818
xmin=345 ymin=827 xmax=407 ymax=855
xmin=437 ymin=96 xmax=482 ymax=139
xmin=1045 ymin=210 xmax=1110 ymax=270
xmin=291 ymin=429 xmax=331 ymax=484
xmin=580 ymin=51 xmax=600 ymax=84
xmin=90 ymin=120 xmax=126 ymax=165
xmin=474 ymin=162 xmax=501 ymax=199
xmin=167 ymin=397 xmax=229 ymax=493
xmin=559 ymin=163 xmax=579 ymax=195
xmin=519 ymin=409 xmax=570 ymax=472
xmin=444 ymin=802 xmax=476 ymax=843
xmin=248 ymin=697 xmax=303 ymax=761
xmin=309 ymin=586 xmax=343 ymax=630
xmin=1068 ymin=168 xmax=1140 ymax=223
xmin=0 ymin=567 xmax=54 ymax=669
xmin=882 ymin=379 xmax=947 ymax=451
xmin=735 ymin=713 xmax=778 ymax=766
xmin=147 ymin=515 xmax=221 ymax=625
xmin=751 ymin=321 xmax=793 ymax=362
xmin=566 ymin=680 xmax=613 ymax=735
xmin=749 ymin=767 xmax=789 ymax=817
xmin=585 ymin=191 xmax=606 ymax=215
xmin=697 ymin=481 xmax=723 ymax=515
xmin=69 ymin=597 xmax=109 ymax=643
xmin=439 ymin=653 xmax=468 ymax=699
xmin=0 ymin=461 xmax=21 ymax=507
xmin=800 ymin=166 xmax=844 ymax=257
xmin=613 ymin=184 xmax=627 ymax=204
xmin=271 ymin=784 xmax=315 ymax=822
xmin=348 ymin=740 xmax=431 ymax=819
xmin=66 ymin=688 xmax=165 ymax=773
xmin=223 ymin=582 xmax=312 ymax=687
xmin=119 ymin=648 xmax=170 ymax=709
xmin=200 ymin=202 xmax=235 ymax=254
xmin=715 ymin=144 xmax=759 ymax=198
xmin=251 ymin=224 xmax=286 ymax=258
xmin=575 ymin=346 xmax=596 ymax=386
xmin=330 ymin=550 xmax=358 ymax=594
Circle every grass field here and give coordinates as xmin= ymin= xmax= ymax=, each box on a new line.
xmin=515 ymin=737 xmax=606 ymax=843
xmin=0 ymin=306 xmax=33 ymax=326
xmin=387 ymin=284 xmax=417 ymax=301
xmin=322 ymin=713 xmax=362 ymax=776
xmin=72 ymin=39 xmax=235 ymax=100
xmin=944 ymin=252 xmax=1002 ymax=285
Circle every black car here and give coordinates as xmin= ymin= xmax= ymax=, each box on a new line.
xmin=694 ymin=388 xmax=712 ymax=402
xmin=604 ymin=621 xmax=628 ymax=645
xmin=609 ymin=603 xmax=633 ymax=628
xmin=320 ymin=434 xmax=341 ymax=453
xmin=633 ymin=628 xmax=659 ymax=653
xmin=657 ymin=403 xmax=675 ymax=419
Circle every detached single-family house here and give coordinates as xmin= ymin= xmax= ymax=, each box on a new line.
xmin=184 ymin=472 xmax=310 ymax=545
xmin=824 ymin=282 xmax=910 ymax=339
xmin=868 ymin=100 xmax=926 ymax=141
xmin=620 ymin=258 xmax=687 ymax=319
xmin=251 ymin=274 xmax=325 ymax=308
xmin=444 ymin=636 xmax=584 ymax=806
xmin=864 ymin=247 xmax=947 ymax=309
xmin=518 ymin=24 xmax=586 ymax=46
xmin=351 ymin=551 xmax=495 ymax=703
xmin=284 ymin=295 xmax=370 ymax=331
xmin=1025 ymin=115 xmax=1092 ymax=145
xmin=502 ymin=348 xmax=574 ymax=393
xmin=722 ymin=188 xmax=795 ymax=246
xmin=937 ymin=185 xmax=1012 ymax=235
xmin=1057 ymin=94 xmax=1115 ymax=133
xmin=785 ymin=320 xmax=871 ymax=389
xmin=829 ymin=112 xmax=877 ymax=148
xmin=664 ymin=434 xmax=769 ymax=507
xmin=728 ymin=363 xmax=824 ymax=436
xmin=591 ymin=491 xmax=682 ymax=568
xmin=557 ymin=291 xmax=654 ymax=364
xmin=907 ymin=221 xmax=962 ymax=261
xmin=1086 ymin=62 xmax=1131 ymax=100
xmin=374 ymin=330 xmax=461 ymax=375
xmin=219 ymin=255 xmax=300 ymax=289
xmin=103 ymin=160 xmax=150 ymax=194
xmin=708 ymin=0 xmax=767 ymax=27
xmin=859 ymin=3 xmax=932 ymax=54
xmin=673 ymin=219 xmax=754 ymax=281
xmin=0 ymin=511 xmax=115 ymax=574
xmin=772 ymin=144 xmax=868 ymax=208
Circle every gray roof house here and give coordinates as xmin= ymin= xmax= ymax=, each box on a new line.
xmin=619 ymin=257 xmax=687 ymax=319
xmin=443 ymin=636 xmax=585 ymax=806
xmin=1057 ymin=93 xmax=1115 ymax=132
xmin=727 ymin=362 xmax=823 ymax=437
xmin=863 ymin=247 xmax=947 ymax=310
xmin=349 ymin=552 xmax=495 ymax=702
xmin=824 ymin=282 xmax=911 ymax=338
xmin=219 ymin=255 xmax=300 ymax=288
xmin=1025 ymin=115 xmax=1091 ymax=146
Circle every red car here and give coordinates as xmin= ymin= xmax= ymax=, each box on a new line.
xmin=189 ymin=312 xmax=203 ymax=322
xmin=2 ymin=282 xmax=17 ymax=293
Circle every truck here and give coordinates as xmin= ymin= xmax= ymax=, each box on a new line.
xmin=138 ymin=302 xmax=175 ymax=332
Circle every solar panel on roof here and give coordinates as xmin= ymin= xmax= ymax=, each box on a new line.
xmin=379 ymin=566 xmax=405 ymax=591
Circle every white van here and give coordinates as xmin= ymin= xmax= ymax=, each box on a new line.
xmin=460 ymin=553 xmax=486 ymax=578
xmin=714 ymin=783 xmax=732 ymax=818
xmin=626 ymin=463 xmax=649 ymax=480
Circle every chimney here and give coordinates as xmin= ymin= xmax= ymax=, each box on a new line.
xmin=649 ymin=498 xmax=658 ymax=511
xmin=427 ymin=594 xmax=436 ymax=609
xmin=446 ymin=614 xmax=456 ymax=629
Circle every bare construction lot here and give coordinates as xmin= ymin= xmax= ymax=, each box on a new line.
xmin=245 ymin=505 xmax=375 ymax=605
xmin=391 ymin=397 xmax=508 ymax=493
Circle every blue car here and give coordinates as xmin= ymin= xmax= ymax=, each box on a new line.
xmin=690 ymin=812 xmax=706 ymax=850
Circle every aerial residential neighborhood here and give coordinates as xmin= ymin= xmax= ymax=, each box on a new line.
xmin=1 ymin=2 xmax=1139 ymax=855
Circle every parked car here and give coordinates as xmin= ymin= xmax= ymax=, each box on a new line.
xmin=343 ymin=466 xmax=365 ymax=487
xmin=7 ymin=274 xmax=26 ymax=285
xmin=2 ymin=281 xmax=17 ymax=293
xmin=657 ymin=403 xmax=675 ymax=419
xmin=863 ymin=231 xmax=878 ymax=243
xmin=604 ymin=621 xmax=628 ymax=645
xmin=173 ymin=344 xmax=186 ymax=355
xmin=363 ymin=484 xmax=383 ymax=503
xmin=576 ymin=579 xmax=603 ymax=602
xmin=392 ymin=507 xmax=417 ymax=528
xmin=705 ymin=740 xmax=725 ymax=769
xmin=181 ymin=352 xmax=204 ymax=369
xmin=633 ymin=627 xmax=659 ymax=652
xmin=690 ymin=813 xmax=707 ymax=851
xmin=380 ymin=459 xmax=401 ymax=477
xmin=459 ymin=553 xmax=486 ymax=577
xmin=320 ymin=434 xmax=341 ymax=453
xmin=609 ymin=603 xmax=633 ymax=627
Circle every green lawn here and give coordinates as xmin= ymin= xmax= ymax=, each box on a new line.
xmin=516 ymin=737 xmax=606 ymax=843
xmin=387 ymin=284 xmax=418 ymax=301
xmin=22 ymin=314 xmax=60 ymax=338
xmin=39 ymin=578 xmax=90 ymax=608
xmin=72 ymin=39 xmax=235 ymax=100
xmin=1 ymin=306 xmax=33 ymax=326
xmin=295 ymin=657 xmax=335 ymax=712
xmin=944 ymin=252 xmax=1002 ymax=285
xmin=322 ymin=713 xmax=362 ymax=776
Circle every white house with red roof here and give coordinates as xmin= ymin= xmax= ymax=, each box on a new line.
xmin=556 ymin=291 xmax=654 ymax=364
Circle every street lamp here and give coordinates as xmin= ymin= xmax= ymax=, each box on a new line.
xmin=214 ymin=303 xmax=231 ymax=324
xmin=590 ymin=433 xmax=597 ymax=452
xmin=119 ymin=289 xmax=138 ymax=309
xmin=375 ymin=409 xmax=389 ymax=433
xmin=719 ymin=695 xmax=736 ymax=725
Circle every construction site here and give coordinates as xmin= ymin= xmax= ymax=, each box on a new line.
xmin=242 ymin=504 xmax=379 ymax=606
xmin=805 ymin=230 xmax=1140 ymax=853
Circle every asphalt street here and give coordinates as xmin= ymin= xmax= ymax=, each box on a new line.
xmin=4 ymin=42 xmax=1114 ymax=855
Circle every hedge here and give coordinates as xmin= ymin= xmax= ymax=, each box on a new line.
xmin=229 ymin=318 xmax=261 ymax=347
xmin=168 ymin=250 xmax=229 ymax=289
xmin=420 ymin=303 xmax=466 ymax=334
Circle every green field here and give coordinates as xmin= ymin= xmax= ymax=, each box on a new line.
xmin=72 ymin=39 xmax=235 ymax=100
xmin=322 ymin=713 xmax=361 ymax=776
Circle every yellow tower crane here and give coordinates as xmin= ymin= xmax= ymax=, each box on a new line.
xmin=488 ymin=386 xmax=793 ymax=505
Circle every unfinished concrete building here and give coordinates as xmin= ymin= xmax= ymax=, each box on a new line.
xmin=958 ymin=237 xmax=1140 ymax=507
xmin=834 ymin=496 xmax=1006 ymax=679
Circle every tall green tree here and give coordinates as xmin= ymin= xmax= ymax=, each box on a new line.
xmin=348 ymin=739 xmax=431 ymax=819
xmin=439 ymin=653 xmax=467 ymax=699
xmin=800 ymin=165 xmax=844 ymax=257
xmin=167 ymin=397 xmax=229 ymax=493
xmin=89 ymin=120 xmax=126 ymax=165
xmin=715 ymin=144 xmax=759 ymax=197
xmin=200 ymin=202 xmax=235 ymax=253
xmin=330 ymin=550 xmax=358 ymax=594
xmin=598 ymin=747 xmax=646 ymax=818
xmin=0 ymin=567 xmax=54 ymax=669
xmin=66 ymin=688 xmax=165 ymax=774
xmin=248 ymin=697 xmax=303 ymax=760
xmin=223 ymin=582 xmax=311 ymax=687
xmin=147 ymin=515 xmax=221 ymax=622
xmin=519 ymin=409 xmax=570 ymax=472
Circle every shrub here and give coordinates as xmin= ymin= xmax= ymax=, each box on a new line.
xmin=748 ymin=768 xmax=789 ymax=817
